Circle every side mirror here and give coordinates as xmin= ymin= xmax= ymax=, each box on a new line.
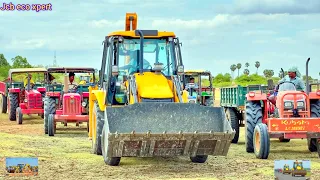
xmin=112 ymin=65 xmax=119 ymax=76
xmin=177 ymin=65 xmax=184 ymax=75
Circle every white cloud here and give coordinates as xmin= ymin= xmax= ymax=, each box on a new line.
xmin=276 ymin=37 xmax=296 ymax=44
xmin=88 ymin=20 xmax=123 ymax=28
xmin=299 ymin=28 xmax=320 ymax=45
xmin=252 ymin=40 xmax=269 ymax=44
xmin=231 ymin=0 xmax=320 ymax=14
xmin=243 ymin=30 xmax=277 ymax=36
xmin=6 ymin=39 xmax=46 ymax=50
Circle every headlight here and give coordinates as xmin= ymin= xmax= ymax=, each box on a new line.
xmin=189 ymin=100 xmax=195 ymax=103
xmin=284 ymin=102 xmax=292 ymax=107
xmin=82 ymin=102 xmax=87 ymax=107
xmin=297 ymin=101 xmax=304 ymax=107
xmin=24 ymin=99 xmax=28 ymax=103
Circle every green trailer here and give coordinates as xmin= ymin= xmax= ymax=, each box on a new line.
xmin=220 ymin=84 xmax=271 ymax=143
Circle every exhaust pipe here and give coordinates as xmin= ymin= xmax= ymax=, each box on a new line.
xmin=306 ymin=58 xmax=310 ymax=95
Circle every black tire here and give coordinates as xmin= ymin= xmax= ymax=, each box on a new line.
xmin=48 ymin=114 xmax=55 ymax=136
xmin=92 ymin=101 xmax=104 ymax=155
xmin=245 ymin=101 xmax=263 ymax=153
xmin=101 ymin=124 xmax=121 ymax=166
xmin=8 ymin=93 xmax=19 ymax=121
xmin=16 ymin=107 xmax=23 ymax=124
xmin=226 ymin=107 xmax=239 ymax=143
xmin=279 ymin=137 xmax=290 ymax=142
xmin=190 ymin=155 xmax=208 ymax=163
xmin=0 ymin=94 xmax=7 ymax=113
xmin=253 ymin=123 xmax=270 ymax=159
xmin=44 ymin=97 xmax=56 ymax=134
xmin=309 ymin=100 xmax=320 ymax=152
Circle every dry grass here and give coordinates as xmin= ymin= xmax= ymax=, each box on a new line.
xmin=0 ymin=112 xmax=319 ymax=180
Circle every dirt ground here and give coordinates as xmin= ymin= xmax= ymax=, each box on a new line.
xmin=0 ymin=113 xmax=319 ymax=180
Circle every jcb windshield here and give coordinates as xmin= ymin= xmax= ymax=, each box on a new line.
xmin=118 ymin=38 xmax=176 ymax=76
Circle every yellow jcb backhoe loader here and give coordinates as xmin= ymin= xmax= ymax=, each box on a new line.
xmin=88 ymin=12 xmax=235 ymax=166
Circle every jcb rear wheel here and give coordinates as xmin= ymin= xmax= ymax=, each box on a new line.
xmin=226 ymin=107 xmax=239 ymax=144
xmin=190 ymin=155 xmax=208 ymax=163
xmin=92 ymin=101 xmax=104 ymax=155
xmin=101 ymin=123 xmax=121 ymax=166
xmin=253 ymin=123 xmax=270 ymax=159
xmin=245 ymin=101 xmax=263 ymax=153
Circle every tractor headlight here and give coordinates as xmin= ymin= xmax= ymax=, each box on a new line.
xmin=284 ymin=101 xmax=293 ymax=109
xmin=189 ymin=100 xmax=196 ymax=103
xmin=24 ymin=99 xmax=28 ymax=103
xmin=82 ymin=102 xmax=87 ymax=107
xmin=297 ymin=101 xmax=304 ymax=108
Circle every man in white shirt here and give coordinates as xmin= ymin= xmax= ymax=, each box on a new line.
xmin=68 ymin=72 xmax=78 ymax=89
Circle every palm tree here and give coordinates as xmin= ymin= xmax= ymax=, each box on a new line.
xmin=245 ymin=62 xmax=249 ymax=68
xmin=230 ymin=64 xmax=237 ymax=79
xmin=243 ymin=69 xmax=250 ymax=75
xmin=255 ymin=61 xmax=260 ymax=74
xmin=236 ymin=63 xmax=242 ymax=77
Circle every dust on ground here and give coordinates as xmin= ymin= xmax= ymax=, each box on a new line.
xmin=0 ymin=113 xmax=319 ymax=180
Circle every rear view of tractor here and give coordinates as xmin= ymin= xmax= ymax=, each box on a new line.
xmin=89 ymin=12 xmax=235 ymax=166
xmin=183 ymin=70 xmax=214 ymax=106
xmin=245 ymin=58 xmax=320 ymax=159
xmin=291 ymin=161 xmax=306 ymax=177
xmin=0 ymin=68 xmax=47 ymax=124
xmin=44 ymin=67 xmax=97 ymax=136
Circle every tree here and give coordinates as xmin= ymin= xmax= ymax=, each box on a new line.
xmin=0 ymin=54 xmax=10 ymax=66
xmin=255 ymin=61 xmax=260 ymax=74
xmin=243 ymin=69 xmax=250 ymax=75
xmin=236 ymin=63 xmax=242 ymax=77
xmin=245 ymin=62 xmax=249 ymax=68
xmin=11 ymin=56 xmax=33 ymax=68
xmin=230 ymin=64 xmax=237 ymax=79
xmin=263 ymin=69 xmax=274 ymax=78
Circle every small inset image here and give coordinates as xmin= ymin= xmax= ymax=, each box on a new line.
xmin=274 ymin=160 xmax=311 ymax=180
xmin=5 ymin=157 xmax=38 ymax=176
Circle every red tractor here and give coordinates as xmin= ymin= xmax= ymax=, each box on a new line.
xmin=245 ymin=58 xmax=320 ymax=159
xmin=43 ymin=67 xmax=97 ymax=136
xmin=0 ymin=68 xmax=47 ymax=124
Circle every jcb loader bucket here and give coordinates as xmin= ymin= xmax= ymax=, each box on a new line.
xmin=103 ymin=102 xmax=235 ymax=158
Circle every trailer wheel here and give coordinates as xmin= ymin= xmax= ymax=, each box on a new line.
xmin=16 ymin=107 xmax=23 ymax=124
xmin=308 ymin=100 xmax=320 ymax=152
xmin=253 ymin=123 xmax=270 ymax=159
xmin=226 ymin=107 xmax=239 ymax=143
xmin=101 ymin=123 xmax=121 ymax=166
xmin=8 ymin=93 xmax=19 ymax=121
xmin=44 ymin=97 xmax=56 ymax=134
xmin=92 ymin=101 xmax=104 ymax=155
xmin=190 ymin=155 xmax=208 ymax=163
xmin=48 ymin=114 xmax=55 ymax=136
xmin=245 ymin=101 xmax=263 ymax=153
xmin=0 ymin=94 xmax=7 ymax=113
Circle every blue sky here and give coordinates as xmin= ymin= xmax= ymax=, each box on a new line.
xmin=1 ymin=0 xmax=320 ymax=77
xmin=274 ymin=160 xmax=311 ymax=169
xmin=5 ymin=157 xmax=38 ymax=166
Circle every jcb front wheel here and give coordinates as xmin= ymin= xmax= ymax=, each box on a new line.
xmin=101 ymin=124 xmax=121 ymax=166
xmin=253 ymin=123 xmax=270 ymax=159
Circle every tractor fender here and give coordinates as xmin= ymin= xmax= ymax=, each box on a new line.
xmin=246 ymin=92 xmax=267 ymax=101
xmin=91 ymin=90 xmax=106 ymax=111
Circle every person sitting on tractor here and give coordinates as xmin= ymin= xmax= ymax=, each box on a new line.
xmin=119 ymin=49 xmax=151 ymax=74
xmin=68 ymin=72 xmax=78 ymax=89
xmin=24 ymin=74 xmax=35 ymax=88
xmin=185 ymin=77 xmax=199 ymax=90
xmin=48 ymin=73 xmax=56 ymax=84
xmin=268 ymin=66 xmax=305 ymax=105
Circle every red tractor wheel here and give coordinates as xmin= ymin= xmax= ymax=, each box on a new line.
xmin=48 ymin=114 xmax=55 ymax=136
